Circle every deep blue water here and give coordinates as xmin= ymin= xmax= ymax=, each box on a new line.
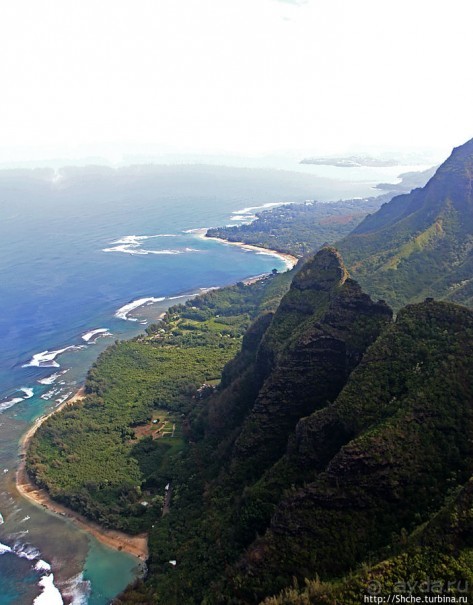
xmin=0 ymin=163 xmax=391 ymax=604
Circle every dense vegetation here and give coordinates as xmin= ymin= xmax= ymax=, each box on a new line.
xmin=110 ymin=250 xmax=473 ymax=604
xmin=339 ymin=138 xmax=473 ymax=310
xmin=207 ymin=198 xmax=383 ymax=257
xmin=223 ymin=298 xmax=473 ymax=602
xmin=206 ymin=168 xmax=433 ymax=259
xmin=27 ymin=271 xmax=293 ymax=533
xmin=26 ymin=141 xmax=473 ymax=604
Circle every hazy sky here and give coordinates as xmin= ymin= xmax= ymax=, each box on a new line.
xmin=1 ymin=0 xmax=472 ymax=163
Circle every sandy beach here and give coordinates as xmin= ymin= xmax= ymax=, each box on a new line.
xmin=14 ymin=230 xmax=296 ymax=566
xmin=16 ymin=388 xmax=148 ymax=562
xmin=192 ymin=228 xmax=299 ymax=270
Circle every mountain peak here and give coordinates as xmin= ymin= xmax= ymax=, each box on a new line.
xmin=292 ymin=246 xmax=348 ymax=292
xmin=338 ymin=137 xmax=473 ymax=310
xmin=449 ymin=136 xmax=473 ymax=158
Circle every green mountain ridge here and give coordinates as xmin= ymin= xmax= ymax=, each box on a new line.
xmin=228 ymin=248 xmax=392 ymax=484
xmin=223 ymin=299 xmax=473 ymax=602
xmin=338 ymin=137 xmax=473 ymax=309
xmin=115 ymin=247 xmax=473 ymax=604
xmin=25 ymin=139 xmax=473 ymax=605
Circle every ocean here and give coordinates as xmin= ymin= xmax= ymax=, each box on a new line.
xmin=0 ymin=162 xmax=409 ymax=604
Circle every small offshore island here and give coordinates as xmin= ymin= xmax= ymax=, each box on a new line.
xmin=21 ymin=139 xmax=473 ymax=604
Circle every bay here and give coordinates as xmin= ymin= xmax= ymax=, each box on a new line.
xmin=0 ymin=163 xmax=394 ymax=603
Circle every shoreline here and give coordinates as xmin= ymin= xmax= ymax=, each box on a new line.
xmin=192 ymin=228 xmax=299 ymax=270
xmin=14 ymin=232 xmax=296 ymax=566
xmin=16 ymin=388 xmax=148 ymax=562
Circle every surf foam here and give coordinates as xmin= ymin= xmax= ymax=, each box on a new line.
xmin=81 ymin=328 xmax=112 ymax=343
xmin=55 ymin=391 xmax=73 ymax=405
xmin=115 ymin=297 xmax=165 ymax=321
xmin=0 ymin=396 xmax=24 ymax=412
xmin=35 ymin=560 xmax=51 ymax=572
xmin=33 ymin=573 xmax=64 ymax=605
xmin=0 ymin=387 xmax=35 ymax=413
xmin=41 ymin=388 xmax=60 ymax=401
xmin=102 ymin=233 xmax=198 ymax=256
xmin=61 ymin=572 xmax=91 ymax=605
xmin=22 ymin=346 xmax=84 ymax=369
xmin=13 ymin=542 xmax=41 ymax=561
xmin=38 ymin=370 xmax=68 ymax=385
xmin=0 ymin=541 xmax=64 ymax=604
xmin=231 ymin=202 xmax=285 ymax=216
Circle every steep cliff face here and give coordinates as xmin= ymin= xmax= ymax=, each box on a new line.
xmin=231 ymin=280 xmax=392 ymax=483
xmin=114 ymin=245 xmax=473 ymax=605
xmin=204 ymin=312 xmax=274 ymax=443
xmin=221 ymin=248 xmax=392 ymax=484
xmin=259 ymin=478 xmax=473 ymax=604
xmin=256 ymin=246 xmax=349 ymax=374
xmin=339 ymin=138 xmax=473 ymax=309
xmin=226 ymin=300 xmax=473 ymax=603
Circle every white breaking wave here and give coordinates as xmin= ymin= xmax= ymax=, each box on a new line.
xmin=102 ymin=232 xmax=200 ymax=256
xmin=103 ymin=233 xmax=182 ymax=255
xmin=34 ymin=573 xmax=64 ymax=605
xmin=61 ymin=572 xmax=91 ymax=605
xmin=10 ymin=530 xmax=29 ymax=538
xmin=14 ymin=542 xmax=41 ymax=560
xmin=38 ymin=370 xmax=68 ymax=385
xmin=35 ymin=559 xmax=52 ymax=572
xmin=0 ymin=387 xmax=35 ymax=413
xmin=55 ymin=391 xmax=73 ymax=405
xmin=112 ymin=234 xmax=176 ymax=244
xmin=115 ymin=297 xmax=165 ymax=321
xmin=228 ymin=202 xmax=291 ymax=224
xmin=0 ymin=396 xmax=24 ymax=412
xmin=22 ymin=346 xmax=84 ymax=369
xmin=81 ymin=328 xmax=112 ymax=343
xmin=41 ymin=387 xmax=60 ymax=401
xmin=0 ymin=541 xmax=64 ymax=604
xmin=231 ymin=214 xmax=256 ymax=222
xmin=168 ymin=294 xmax=195 ymax=300
xmin=111 ymin=235 xmax=149 ymax=245
xmin=231 ymin=202 xmax=286 ymax=216
xmin=103 ymin=245 xmax=183 ymax=256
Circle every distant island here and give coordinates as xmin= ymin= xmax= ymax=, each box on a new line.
xmin=22 ymin=140 xmax=473 ymax=604
xmin=300 ymin=154 xmax=401 ymax=167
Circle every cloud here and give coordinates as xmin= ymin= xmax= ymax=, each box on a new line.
xmin=0 ymin=0 xmax=471 ymax=160
xmin=274 ymin=0 xmax=308 ymax=5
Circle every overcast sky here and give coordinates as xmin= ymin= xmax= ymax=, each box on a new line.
xmin=1 ymin=0 xmax=472 ymax=164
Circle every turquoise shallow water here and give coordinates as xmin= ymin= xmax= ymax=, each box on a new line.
xmin=84 ymin=542 xmax=142 ymax=605
xmin=0 ymin=163 xmax=388 ymax=603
